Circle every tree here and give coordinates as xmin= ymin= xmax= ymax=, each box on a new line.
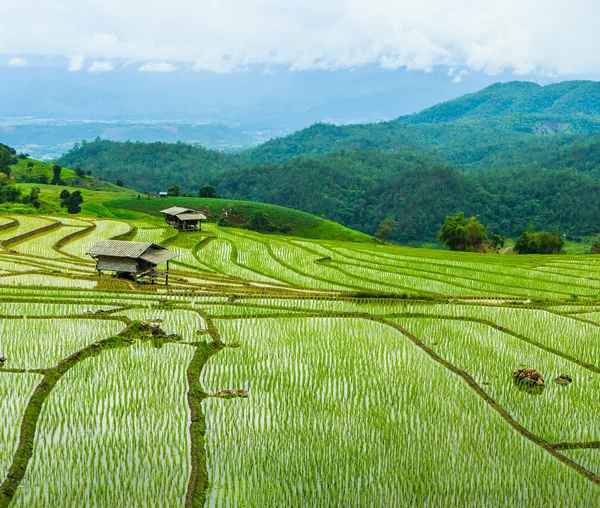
xmin=115 ymin=179 xmax=124 ymax=187
xmin=60 ymin=189 xmax=71 ymax=200
xmin=590 ymin=240 xmax=600 ymax=254
xmin=0 ymin=146 xmax=12 ymax=177
xmin=61 ymin=190 xmax=83 ymax=214
xmin=167 ymin=185 xmax=179 ymax=197
xmin=489 ymin=233 xmax=506 ymax=250
xmin=374 ymin=217 xmax=399 ymax=243
xmin=514 ymin=227 xmax=564 ymax=254
xmin=0 ymin=173 xmax=20 ymax=203
xmin=437 ymin=211 xmax=488 ymax=251
xmin=29 ymin=187 xmax=41 ymax=209
xmin=247 ymin=210 xmax=275 ymax=233
xmin=27 ymin=161 xmax=34 ymax=168
xmin=74 ymin=167 xmax=86 ymax=178
xmin=51 ymin=165 xmax=62 ymax=185
xmin=199 ymin=184 xmax=219 ymax=198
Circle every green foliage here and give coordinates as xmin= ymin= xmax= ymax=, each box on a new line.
xmin=374 ymin=217 xmax=398 ymax=243
xmin=489 ymin=234 xmax=506 ymax=249
xmin=437 ymin=212 xmax=488 ymax=251
xmin=51 ymin=165 xmax=62 ymax=185
xmin=61 ymin=190 xmax=83 ymax=214
xmin=199 ymin=184 xmax=219 ymax=198
xmin=0 ymin=146 xmax=13 ymax=177
xmin=0 ymin=172 xmax=21 ymax=203
xmin=53 ymin=82 xmax=600 ymax=244
xmin=589 ymin=240 xmax=600 ymax=254
xmin=22 ymin=187 xmax=41 ymax=209
xmin=514 ymin=227 xmax=564 ymax=254
xmin=246 ymin=210 xmax=276 ymax=233
xmin=167 ymin=185 xmax=179 ymax=197
xmin=60 ymin=189 xmax=71 ymax=200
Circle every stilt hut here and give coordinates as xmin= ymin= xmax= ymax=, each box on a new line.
xmin=86 ymin=240 xmax=178 ymax=285
xmin=160 ymin=206 xmax=207 ymax=231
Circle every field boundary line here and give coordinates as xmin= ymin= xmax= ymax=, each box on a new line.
xmin=368 ymin=315 xmax=600 ymax=487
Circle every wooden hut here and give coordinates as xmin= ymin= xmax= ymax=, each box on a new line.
xmin=160 ymin=206 xmax=207 ymax=231
xmin=86 ymin=240 xmax=178 ymax=285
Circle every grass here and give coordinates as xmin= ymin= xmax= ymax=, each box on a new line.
xmin=1 ymin=212 xmax=600 ymax=504
xmin=106 ymin=196 xmax=372 ymax=242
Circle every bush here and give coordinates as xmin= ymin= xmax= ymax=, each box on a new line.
xmin=437 ymin=211 xmax=487 ymax=251
xmin=590 ymin=240 xmax=600 ymax=254
xmin=514 ymin=227 xmax=564 ymax=254
xmin=247 ymin=210 xmax=276 ymax=233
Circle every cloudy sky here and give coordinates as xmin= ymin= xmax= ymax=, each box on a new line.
xmin=1 ymin=0 xmax=599 ymax=77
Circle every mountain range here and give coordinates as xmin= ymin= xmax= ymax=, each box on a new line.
xmin=48 ymin=80 xmax=600 ymax=243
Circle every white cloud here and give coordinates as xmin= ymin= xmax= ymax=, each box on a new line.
xmin=139 ymin=62 xmax=176 ymax=72
xmin=68 ymin=55 xmax=85 ymax=71
xmin=0 ymin=0 xmax=599 ymax=76
xmin=452 ymin=70 xmax=470 ymax=84
xmin=88 ymin=60 xmax=114 ymax=73
xmin=8 ymin=57 xmax=27 ymax=67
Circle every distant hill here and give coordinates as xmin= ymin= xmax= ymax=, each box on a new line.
xmin=244 ymin=81 xmax=600 ymax=168
xmin=402 ymin=80 xmax=600 ymax=123
xmin=55 ymin=80 xmax=600 ymax=242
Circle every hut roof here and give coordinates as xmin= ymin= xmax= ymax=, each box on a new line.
xmin=86 ymin=240 xmax=178 ymax=262
xmin=160 ymin=206 xmax=207 ymax=220
xmin=176 ymin=212 xmax=206 ymax=220
xmin=160 ymin=206 xmax=195 ymax=215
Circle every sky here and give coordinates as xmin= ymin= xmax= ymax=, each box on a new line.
xmin=1 ymin=0 xmax=600 ymax=131
xmin=2 ymin=0 xmax=599 ymax=77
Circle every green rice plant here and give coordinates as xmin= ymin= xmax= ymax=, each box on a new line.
xmin=14 ymin=226 xmax=88 ymax=260
xmin=395 ymin=317 xmax=600 ymax=443
xmin=201 ymin=317 xmax=600 ymax=506
xmin=199 ymin=237 xmax=277 ymax=282
xmin=0 ymin=302 xmax=120 ymax=316
xmin=391 ymin=305 xmax=600 ymax=371
xmin=43 ymin=216 xmax=93 ymax=226
xmin=0 ymin=216 xmax=55 ymax=242
xmin=0 ymin=373 xmax=42 ymax=482
xmin=118 ymin=308 xmax=206 ymax=342
xmin=11 ymin=342 xmax=194 ymax=507
xmin=0 ymin=318 xmax=125 ymax=370
xmin=60 ymin=220 xmax=131 ymax=259
xmin=563 ymin=450 xmax=600 ymax=475
xmin=133 ymin=227 xmax=175 ymax=244
xmin=0 ymin=274 xmax=97 ymax=289
xmin=215 ymin=229 xmax=346 ymax=290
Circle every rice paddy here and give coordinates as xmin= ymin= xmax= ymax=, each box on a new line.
xmin=1 ymin=212 xmax=600 ymax=506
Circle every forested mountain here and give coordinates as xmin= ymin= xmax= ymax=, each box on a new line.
xmin=54 ymin=80 xmax=600 ymax=243
xmin=402 ymin=80 xmax=600 ymax=123
xmin=59 ymin=139 xmax=242 ymax=191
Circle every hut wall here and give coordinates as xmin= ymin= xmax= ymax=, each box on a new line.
xmin=97 ymin=256 xmax=139 ymax=273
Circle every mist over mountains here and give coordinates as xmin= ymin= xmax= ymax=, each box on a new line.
xmin=0 ymin=64 xmax=557 ymax=159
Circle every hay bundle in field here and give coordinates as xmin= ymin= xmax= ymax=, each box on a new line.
xmin=513 ymin=366 xmax=544 ymax=387
xmin=555 ymin=373 xmax=573 ymax=385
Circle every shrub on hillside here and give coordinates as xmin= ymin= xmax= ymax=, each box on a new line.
xmin=514 ymin=227 xmax=564 ymax=254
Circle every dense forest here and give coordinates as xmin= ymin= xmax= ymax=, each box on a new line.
xmin=56 ymin=80 xmax=600 ymax=242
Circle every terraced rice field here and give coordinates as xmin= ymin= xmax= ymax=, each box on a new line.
xmin=1 ymin=213 xmax=600 ymax=506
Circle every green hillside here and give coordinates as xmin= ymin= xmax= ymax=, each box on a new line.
xmin=402 ymin=80 xmax=600 ymax=123
xmin=107 ymin=196 xmax=370 ymax=241
xmin=0 ymin=144 xmax=368 ymax=242
xmin=49 ymin=79 xmax=600 ymax=243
